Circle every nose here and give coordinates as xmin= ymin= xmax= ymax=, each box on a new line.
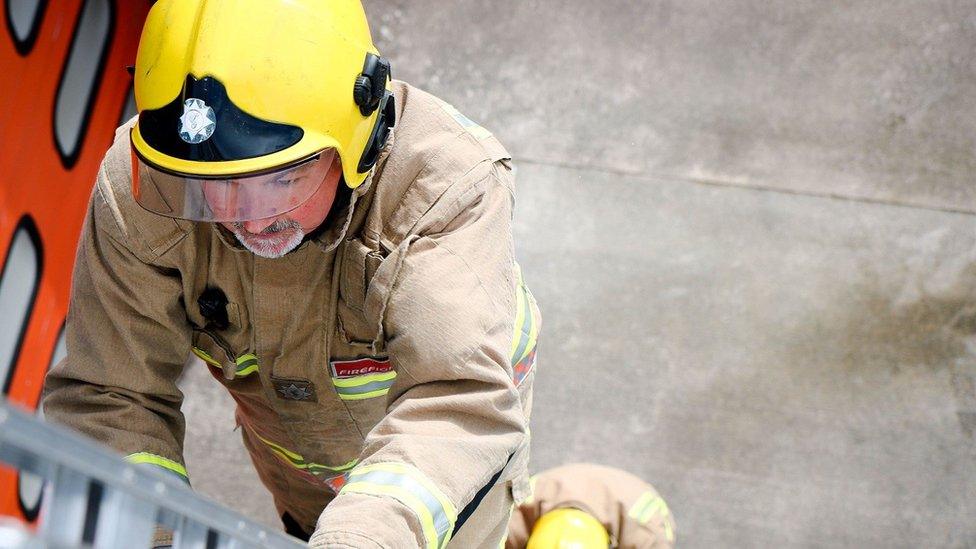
xmin=242 ymin=216 xmax=278 ymax=234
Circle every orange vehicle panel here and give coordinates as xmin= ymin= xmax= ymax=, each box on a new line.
xmin=0 ymin=0 xmax=152 ymax=523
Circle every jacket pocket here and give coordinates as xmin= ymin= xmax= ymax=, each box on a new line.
xmin=337 ymin=238 xmax=388 ymax=360
xmin=328 ymin=357 xmax=396 ymax=437
xmin=340 ymin=238 xmax=384 ymax=314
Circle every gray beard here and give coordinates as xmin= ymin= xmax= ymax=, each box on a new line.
xmin=232 ymin=219 xmax=305 ymax=259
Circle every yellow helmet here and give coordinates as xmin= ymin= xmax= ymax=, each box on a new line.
xmin=527 ymin=508 xmax=611 ymax=549
xmin=129 ymin=0 xmax=394 ymax=221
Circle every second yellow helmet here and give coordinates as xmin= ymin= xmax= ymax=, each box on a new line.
xmin=527 ymin=508 xmax=611 ymax=549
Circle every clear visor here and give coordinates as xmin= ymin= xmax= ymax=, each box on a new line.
xmin=131 ymin=148 xmax=337 ymax=222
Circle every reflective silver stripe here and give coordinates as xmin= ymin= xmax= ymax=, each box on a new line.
xmin=334 ymin=377 xmax=395 ymax=397
xmin=343 ymin=463 xmax=457 ymax=549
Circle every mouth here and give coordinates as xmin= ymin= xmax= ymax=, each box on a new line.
xmin=245 ymin=229 xmax=296 ymax=241
xmin=241 ymin=230 xmax=297 ymax=248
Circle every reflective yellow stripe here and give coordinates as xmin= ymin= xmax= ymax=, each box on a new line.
xmin=253 ymin=433 xmax=306 ymax=466
xmin=338 ymin=388 xmax=392 ymax=401
xmin=331 ymin=371 xmax=396 ymax=388
xmin=332 ymin=371 xmax=396 ymax=400
xmin=510 ymin=264 xmax=539 ymax=367
xmin=642 ymin=498 xmax=670 ymax=523
xmin=125 ymin=452 xmax=188 ymax=481
xmin=510 ymin=285 xmax=537 ymax=365
xmin=510 ymin=278 xmax=527 ymax=359
xmin=193 ymin=348 xmax=259 ymax=378
xmin=191 ymin=347 xmax=220 ymax=368
xmin=235 ymin=353 xmax=259 ymax=377
xmin=253 ymin=432 xmax=357 ymax=473
xmin=342 ymin=462 xmax=457 ymax=549
xmin=629 ymin=492 xmax=653 ymax=521
xmin=521 ymin=286 xmax=539 ymax=361
xmin=628 ymin=491 xmax=671 ymax=525
xmin=437 ymin=99 xmax=493 ymax=140
xmin=269 ymin=445 xmax=307 ymax=469
xmin=344 ymin=481 xmax=440 ymax=549
xmin=310 ymin=458 xmax=359 ymax=474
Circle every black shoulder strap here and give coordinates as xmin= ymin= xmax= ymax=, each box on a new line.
xmin=452 ymin=452 xmax=515 ymax=537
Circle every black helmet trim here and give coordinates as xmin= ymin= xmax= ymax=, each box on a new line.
xmin=357 ymin=90 xmax=396 ymax=173
xmin=137 ymin=75 xmax=304 ymax=163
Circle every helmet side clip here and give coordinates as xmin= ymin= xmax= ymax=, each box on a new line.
xmin=355 ymin=53 xmax=396 ymax=174
xmin=353 ymin=53 xmax=391 ymax=116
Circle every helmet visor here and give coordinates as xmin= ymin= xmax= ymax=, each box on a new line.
xmin=131 ymin=146 xmax=337 ymax=223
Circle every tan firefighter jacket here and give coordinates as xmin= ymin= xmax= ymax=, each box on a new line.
xmin=43 ymin=81 xmax=539 ymax=549
xmin=506 ymin=463 xmax=676 ymax=549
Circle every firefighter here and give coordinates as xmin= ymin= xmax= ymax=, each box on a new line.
xmin=42 ymin=1 xmax=539 ymax=547
xmin=508 ymin=464 xmax=676 ymax=549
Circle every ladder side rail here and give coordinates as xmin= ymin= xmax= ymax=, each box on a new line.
xmin=0 ymin=400 xmax=304 ymax=549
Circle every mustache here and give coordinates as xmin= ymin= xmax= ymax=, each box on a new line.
xmin=232 ymin=218 xmax=302 ymax=236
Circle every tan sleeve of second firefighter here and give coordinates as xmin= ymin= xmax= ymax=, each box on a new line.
xmin=42 ymin=149 xmax=193 ymax=481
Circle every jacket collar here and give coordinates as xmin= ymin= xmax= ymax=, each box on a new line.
xmin=311 ymin=93 xmax=397 ymax=252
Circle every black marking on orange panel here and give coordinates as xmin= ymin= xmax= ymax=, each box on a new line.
xmin=16 ymin=459 xmax=45 ymax=522
xmin=1 ymin=215 xmax=43 ymax=396
xmin=15 ymin=318 xmax=63 ymax=522
xmin=16 ymin=478 xmax=42 ymax=522
xmin=4 ymin=0 xmax=48 ymax=56
xmin=52 ymin=0 xmax=117 ymax=169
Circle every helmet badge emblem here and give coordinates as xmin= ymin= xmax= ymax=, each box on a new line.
xmin=178 ymin=98 xmax=216 ymax=144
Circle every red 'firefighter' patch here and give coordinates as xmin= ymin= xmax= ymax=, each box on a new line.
xmin=330 ymin=357 xmax=392 ymax=378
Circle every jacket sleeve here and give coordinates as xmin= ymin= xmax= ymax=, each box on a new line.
xmin=42 ymin=161 xmax=192 ymax=483
xmin=311 ymin=172 xmax=529 ymax=548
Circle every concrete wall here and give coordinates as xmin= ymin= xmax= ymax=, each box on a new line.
xmin=181 ymin=2 xmax=976 ymax=546
xmin=366 ymin=0 xmax=976 ymax=213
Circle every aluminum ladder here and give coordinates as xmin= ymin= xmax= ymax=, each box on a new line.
xmin=0 ymin=398 xmax=305 ymax=548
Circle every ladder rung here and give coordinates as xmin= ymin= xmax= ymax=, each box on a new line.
xmin=93 ymin=485 xmax=157 ymax=549
xmin=38 ymin=466 xmax=90 ymax=546
xmin=172 ymin=518 xmax=207 ymax=549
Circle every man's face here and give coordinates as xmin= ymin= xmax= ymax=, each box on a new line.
xmin=215 ymin=156 xmax=343 ymax=258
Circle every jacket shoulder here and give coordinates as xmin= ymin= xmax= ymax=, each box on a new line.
xmin=92 ymin=116 xmax=190 ymax=260
xmin=368 ymin=82 xmax=514 ymax=249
